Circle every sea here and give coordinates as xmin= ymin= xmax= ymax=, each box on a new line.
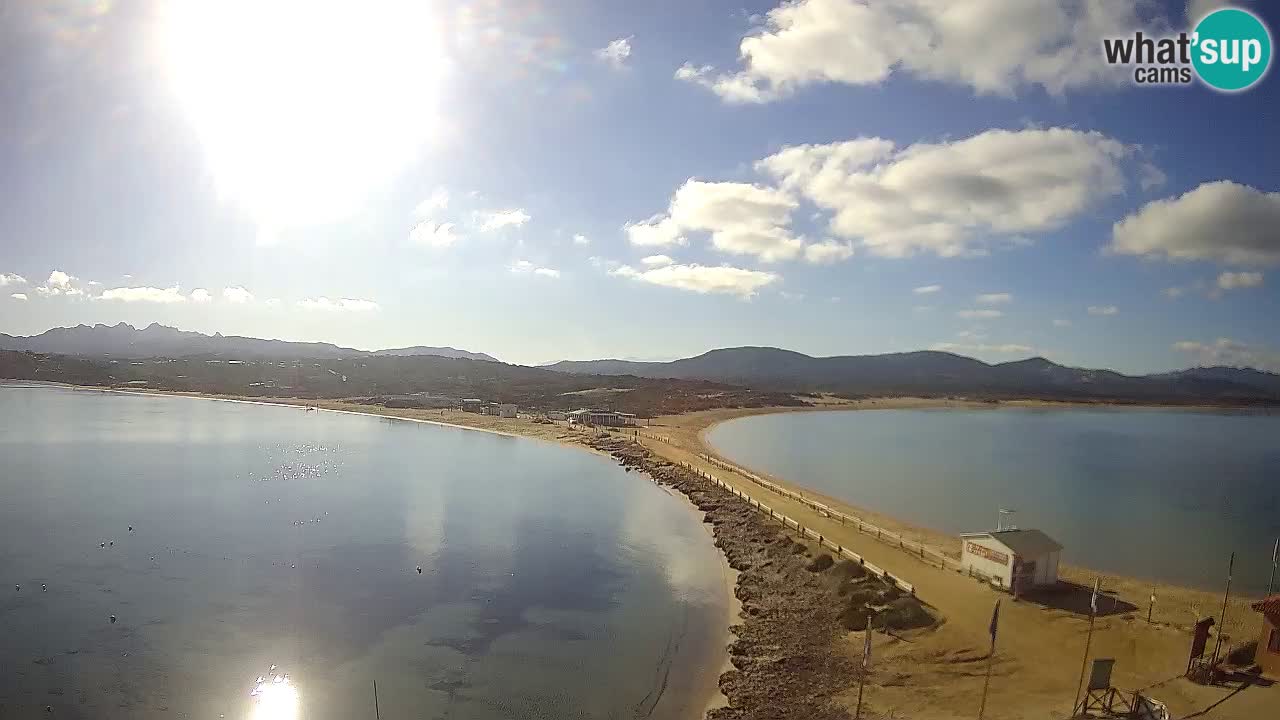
xmin=707 ymin=407 xmax=1280 ymax=595
xmin=0 ymin=384 xmax=729 ymax=719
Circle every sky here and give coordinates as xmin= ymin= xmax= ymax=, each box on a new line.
xmin=0 ymin=0 xmax=1277 ymax=372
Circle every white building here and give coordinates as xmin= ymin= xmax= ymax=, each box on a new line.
xmin=498 ymin=404 xmax=517 ymax=418
xmin=959 ymin=529 xmax=1062 ymax=594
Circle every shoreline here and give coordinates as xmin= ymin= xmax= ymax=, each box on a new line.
xmin=7 ymin=383 xmax=1276 ymax=716
xmin=635 ymin=399 xmax=1274 ymax=718
xmin=687 ymin=400 xmax=1267 ymax=600
xmin=1 ymin=382 xmax=733 ymax=720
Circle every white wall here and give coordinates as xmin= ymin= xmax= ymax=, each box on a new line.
xmin=962 ymin=536 xmax=1014 ymax=589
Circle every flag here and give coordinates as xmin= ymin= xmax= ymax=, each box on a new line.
xmin=988 ymin=600 xmax=1001 ymax=649
xmin=862 ymin=616 xmax=873 ymax=669
xmin=1090 ymin=578 xmax=1100 ymax=616
xmin=1272 ymin=538 xmax=1278 ymax=567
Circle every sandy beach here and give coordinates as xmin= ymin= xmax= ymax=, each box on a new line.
xmin=640 ymin=399 xmax=1276 ymax=719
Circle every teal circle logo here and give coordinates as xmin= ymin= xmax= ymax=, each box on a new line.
xmin=1192 ymin=8 xmax=1272 ymax=92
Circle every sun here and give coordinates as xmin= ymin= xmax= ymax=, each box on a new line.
xmin=158 ymin=1 xmax=445 ymax=231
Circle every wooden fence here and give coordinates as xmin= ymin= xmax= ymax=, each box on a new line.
xmin=674 ymin=460 xmax=918 ymax=596
xmin=690 ymin=452 xmax=958 ymax=574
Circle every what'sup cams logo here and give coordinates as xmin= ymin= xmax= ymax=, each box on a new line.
xmin=1103 ymin=6 xmax=1272 ymax=91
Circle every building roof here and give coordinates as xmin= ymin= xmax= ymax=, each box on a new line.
xmin=961 ymin=529 xmax=1063 ymax=558
xmin=1253 ymin=595 xmax=1280 ymax=615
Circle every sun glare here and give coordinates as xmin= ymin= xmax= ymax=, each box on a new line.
xmin=247 ymin=673 xmax=300 ymax=720
xmin=159 ymin=1 xmax=444 ymax=231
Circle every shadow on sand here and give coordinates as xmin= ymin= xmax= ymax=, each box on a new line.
xmin=1016 ymin=581 xmax=1138 ymax=618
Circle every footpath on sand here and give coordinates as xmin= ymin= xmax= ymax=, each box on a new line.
xmin=632 ymin=419 xmax=1278 ymax=720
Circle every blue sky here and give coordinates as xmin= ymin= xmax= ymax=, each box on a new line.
xmin=1 ymin=0 xmax=1277 ymax=372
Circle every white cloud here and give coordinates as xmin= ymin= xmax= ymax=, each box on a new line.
xmin=480 ymin=209 xmax=531 ymax=231
xmin=1174 ymin=338 xmax=1280 ymax=372
xmin=976 ymin=292 xmax=1013 ymax=305
xmin=913 ymin=284 xmax=942 ymax=295
xmin=1162 ymin=286 xmax=1186 ymax=299
xmin=779 ymin=290 xmax=804 ymax=301
xmin=1052 ymin=318 xmax=1072 ymax=327
xmin=758 ymin=128 xmax=1131 ymax=258
xmin=414 ymin=188 xmax=449 ymax=217
xmin=932 ymin=342 xmax=1034 ymax=354
xmin=97 ymin=286 xmax=187 ymax=303
xmin=913 ymin=305 xmax=934 ymax=313
xmin=627 ymin=180 xmax=803 ymax=262
xmin=190 ymin=288 xmax=212 ymax=303
xmin=624 ymin=215 xmax=686 ymax=247
xmin=1087 ymin=305 xmax=1118 ymax=316
xmin=510 ymin=260 xmax=560 ymax=278
xmin=222 ymin=286 xmax=254 ymax=304
xmin=35 ymin=270 xmax=85 ymax=297
xmin=573 ymin=233 xmax=590 ymax=245
xmin=264 ymin=298 xmax=281 ymax=308
xmin=1217 ymin=271 xmax=1264 ymax=290
xmin=957 ymin=309 xmax=1003 ymax=319
xmin=678 ymin=0 xmax=1151 ymax=103
xmin=297 ymin=297 xmax=380 ymax=311
xmin=610 ymin=262 xmax=778 ymax=298
xmin=595 ymin=36 xmax=633 ymax=69
xmin=641 ymin=254 xmax=674 ymax=267
xmin=1139 ymin=162 xmax=1167 ymax=192
xmin=803 ymin=239 xmax=855 ymax=264
xmin=10 ymin=293 xmax=28 ymax=301
xmin=0 ymin=273 xmax=26 ymax=286
xmin=409 ymin=220 xmax=461 ymax=248
xmin=1110 ymin=182 xmax=1280 ymax=266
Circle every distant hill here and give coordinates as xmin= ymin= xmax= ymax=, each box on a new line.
xmin=371 ymin=346 xmax=497 ymax=362
xmin=0 ymin=349 xmax=802 ymax=416
xmin=547 ymin=347 xmax=1280 ymax=404
xmin=0 ymin=323 xmax=497 ymax=362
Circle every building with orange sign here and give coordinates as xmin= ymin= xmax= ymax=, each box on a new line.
xmin=960 ymin=528 xmax=1062 ymax=594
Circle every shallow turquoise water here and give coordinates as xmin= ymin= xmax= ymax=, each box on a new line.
xmin=0 ymin=385 xmax=728 ymax=719
xmin=707 ymin=407 xmax=1280 ymax=594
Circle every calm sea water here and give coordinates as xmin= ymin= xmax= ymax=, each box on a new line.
xmin=0 ymin=385 xmax=729 ymax=719
xmin=707 ymin=408 xmax=1280 ymax=594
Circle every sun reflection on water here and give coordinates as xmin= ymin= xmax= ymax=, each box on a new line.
xmin=247 ymin=668 xmax=300 ymax=720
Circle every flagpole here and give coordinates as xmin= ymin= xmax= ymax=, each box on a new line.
xmin=855 ymin=613 xmax=871 ymax=719
xmin=1267 ymin=538 xmax=1278 ymax=597
xmin=978 ymin=599 xmax=1000 ymax=720
xmin=1071 ymin=578 xmax=1100 ymax=717
xmin=1210 ymin=552 xmax=1235 ymax=668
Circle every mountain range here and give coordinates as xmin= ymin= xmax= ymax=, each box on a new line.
xmin=3 ymin=325 xmax=1278 ymax=405
xmin=547 ymin=347 xmax=1280 ymax=403
xmin=0 ymin=323 xmax=497 ymax=362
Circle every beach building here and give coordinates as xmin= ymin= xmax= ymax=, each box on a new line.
xmin=547 ymin=411 xmax=568 ymax=421
xmin=498 ymin=403 xmax=517 ymax=418
xmin=460 ymin=399 xmax=483 ymax=413
xmin=566 ymin=409 xmax=636 ymax=427
xmin=959 ymin=528 xmax=1062 ymax=594
xmin=1252 ymin=595 xmax=1280 ymax=679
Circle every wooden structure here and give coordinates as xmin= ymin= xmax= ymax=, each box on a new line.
xmin=1252 ymin=594 xmax=1280 ymax=679
xmin=960 ymin=528 xmax=1062 ymax=594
